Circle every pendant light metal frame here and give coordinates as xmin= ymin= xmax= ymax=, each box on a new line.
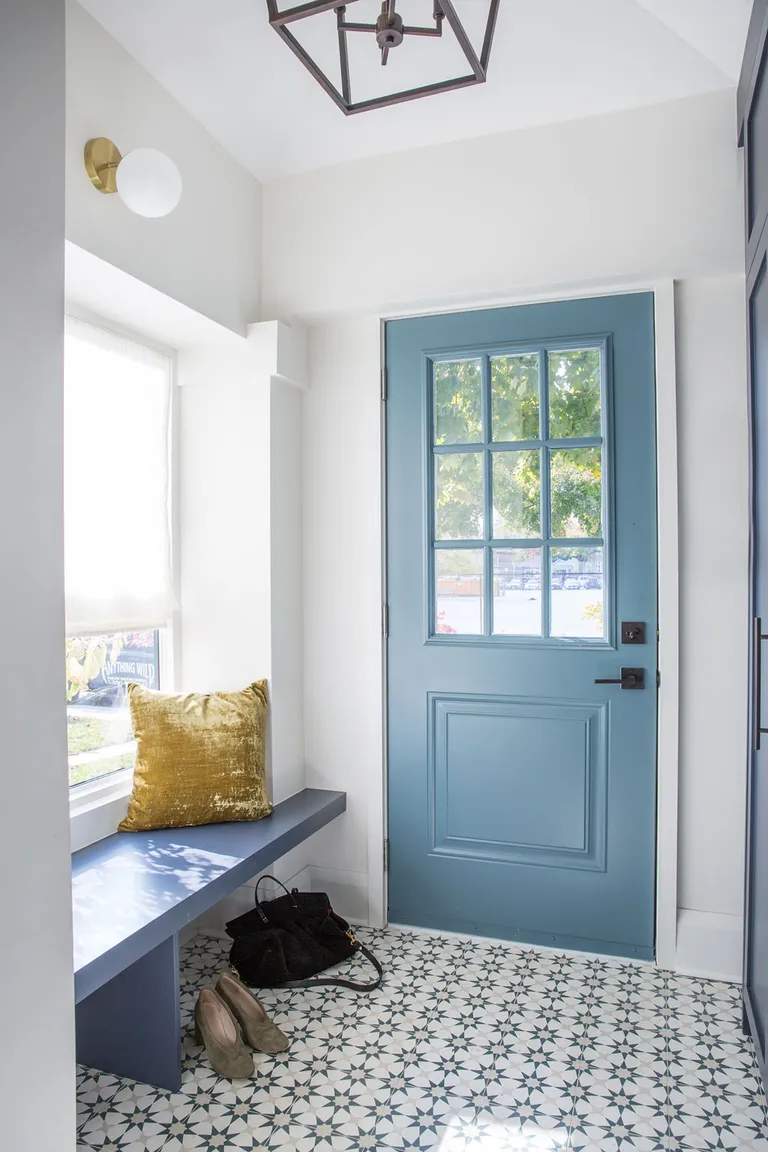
xmin=265 ymin=0 xmax=500 ymax=115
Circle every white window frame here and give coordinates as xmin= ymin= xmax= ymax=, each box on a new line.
xmin=67 ymin=308 xmax=180 ymax=849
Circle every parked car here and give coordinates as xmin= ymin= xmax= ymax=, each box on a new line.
xmin=564 ymin=577 xmax=579 ymax=590
xmin=524 ymin=578 xmax=541 ymax=591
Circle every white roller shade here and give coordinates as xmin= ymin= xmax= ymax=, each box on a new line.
xmin=64 ymin=316 xmax=176 ymax=635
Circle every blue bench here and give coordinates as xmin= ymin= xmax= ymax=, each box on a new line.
xmin=72 ymin=787 xmax=346 ymax=1091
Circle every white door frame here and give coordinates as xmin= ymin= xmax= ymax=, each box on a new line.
xmin=373 ymin=278 xmax=679 ymax=970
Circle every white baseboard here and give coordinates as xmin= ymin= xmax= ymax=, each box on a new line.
xmin=675 ymin=908 xmax=743 ymax=983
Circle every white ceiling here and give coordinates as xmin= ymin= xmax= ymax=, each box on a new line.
xmin=76 ymin=0 xmax=752 ymax=183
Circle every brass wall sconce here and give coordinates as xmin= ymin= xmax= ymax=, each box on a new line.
xmin=84 ymin=137 xmax=182 ymax=218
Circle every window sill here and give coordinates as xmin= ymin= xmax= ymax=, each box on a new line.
xmin=69 ymin=767 xmax=133 ymax=853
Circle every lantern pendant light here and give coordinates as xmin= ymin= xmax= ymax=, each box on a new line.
xmin=266 ymin=0 xmax=500 ymax=115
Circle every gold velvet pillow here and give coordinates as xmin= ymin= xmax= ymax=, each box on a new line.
xmin=119 ymin=680 xmax=271 ymax=833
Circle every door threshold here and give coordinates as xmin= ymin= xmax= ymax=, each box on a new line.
xmin=388 ymin=914 xmax=655 ymax=964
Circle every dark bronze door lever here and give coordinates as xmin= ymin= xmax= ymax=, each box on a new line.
xmin=595 ymin=667 xmax=645 ymax=690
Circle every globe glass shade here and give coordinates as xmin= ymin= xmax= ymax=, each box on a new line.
xmin=116 ymin=149 xmax=182 ymax=218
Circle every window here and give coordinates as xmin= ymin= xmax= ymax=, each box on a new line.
xmin=431 ymin=346 xmax=606 ymax=641
xmin=67 ymin=630 xmax=160 ymax=787
xmin=65 ymin=317 xmax=175 ymax=788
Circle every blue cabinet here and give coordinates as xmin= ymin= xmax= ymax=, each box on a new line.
xmin=740 ymin=0 xmax=768 ymax=1090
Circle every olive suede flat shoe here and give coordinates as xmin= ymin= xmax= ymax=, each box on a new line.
xmin=216 ymin=971 xmax=289 ymax=1053
xmin=194 ymin=988 xmax=254 ymax=1079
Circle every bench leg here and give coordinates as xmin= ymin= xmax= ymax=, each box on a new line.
xmin=76 ymin=934 xmax=182 ymax=1092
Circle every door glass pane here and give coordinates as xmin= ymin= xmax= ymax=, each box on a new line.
xmin=493 ymin=549 xmax=542 ymax=636
xmin=436 ymin=549 xmax=484 ymax=634
xmin=550 ymin=447 xmax=602 ymax=538
xmin=435 ymin=453 xmax=484 ymax=540
xmin=491 ymin=354 xmax=540 ymax=441
xmin=492 ymin=450 xmax=541 ymax=539
xmin=434 ymin=359 xmax=483 ymax=445
xmin=549 ymin=348 xmax=602 ymax=438
xmin=551 ymin=547 xmax=604 ymax=638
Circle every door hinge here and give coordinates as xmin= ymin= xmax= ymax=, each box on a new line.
xmin=382 ymin=603 xmax=389 ymax=638
xmin=384 ymin=838 xmax=390 ymax=872
xmin=381 ymin=367 xmax=388 ymax=402
xmin=657 ymin=669 xmax=661 ymax=689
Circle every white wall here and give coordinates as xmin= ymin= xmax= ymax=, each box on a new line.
xmin=270 ymin=379 xmax=307 ymax=804
xmin=263 ymin=90 xmax=742 ymax=321
xmin=302 ymin=318 xmax=384 ymax=926
xmin=675 ymin=275 xmax=750 ymax=978
xmin=0 ymin=3 xmax=76 ymax=1149
xmin=66 ymin=0 xmax=261 ymax=335
xmin=178 ymin=335 xmax=307 ymax=807
xmin=262 ymin=89 xmax=750 ymax=976
xmin=178 ymin=346 xmax=272 ymax=692
xmin=179 ymin=328 xmax=310 ymax=935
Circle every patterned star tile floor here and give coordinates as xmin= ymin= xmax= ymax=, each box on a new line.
xmin=76 ymin=927 xmax=768 ymax=1151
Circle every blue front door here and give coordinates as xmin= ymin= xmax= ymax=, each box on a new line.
xmin=386 ymin=293 xmax=658 ymax=959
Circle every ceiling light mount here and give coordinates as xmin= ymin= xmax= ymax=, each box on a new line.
xmin=266 ymin=0 xmax=500 ymax=114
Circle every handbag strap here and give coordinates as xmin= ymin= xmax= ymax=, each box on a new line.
xmin=279 ymin=939 xmax=383 ymax=992
xmin=253 ymin=874 xmax=298 ymax=925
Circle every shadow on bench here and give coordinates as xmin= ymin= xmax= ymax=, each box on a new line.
xmin=72 ymin=788 xmax=346 ymax=1090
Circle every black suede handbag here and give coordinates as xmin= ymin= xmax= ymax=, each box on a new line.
xmin=225 ymin=876 xmax=383 ymax=991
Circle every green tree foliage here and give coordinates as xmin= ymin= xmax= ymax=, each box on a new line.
xmin=493 ymin=450 xmax=540 ymax=537
xmin=434 ymin=359 xmax=483 ymax=445
xmin=550 ymin=448 xmax=602 ymax=539
xmin=436 ymin=453 xmax=483 ymax=539
xmin=549 ymin=348 xmax=601 ymax=438
xmin=66 ymin=634 xmax=124 ymax=702
xmin=434 ymin=350 xmax=602 ymax=548
xmin=491 ymin=354 xmax=539 ymax=441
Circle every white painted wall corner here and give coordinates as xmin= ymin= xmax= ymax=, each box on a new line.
xmin=675 ymin=910 xmax=744 ymax=983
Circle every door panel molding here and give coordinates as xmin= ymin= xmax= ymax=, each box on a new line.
xmin=428 ymin=692 xmax=608 ymax=872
